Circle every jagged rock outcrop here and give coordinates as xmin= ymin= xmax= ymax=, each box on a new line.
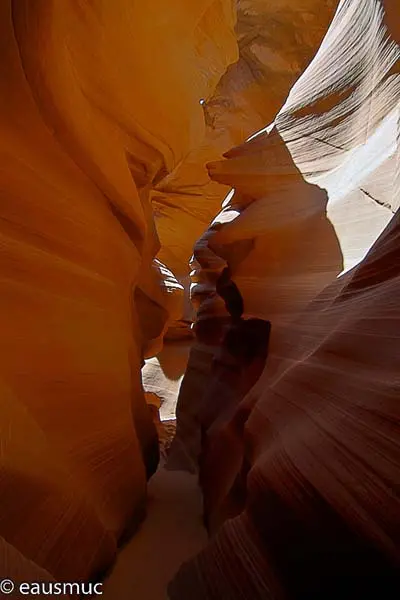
xmin=170 ymin=0 xmax=400 ymax=597
xmin=0 ymin=0 xmax=237 ymax=584
xmin=171 ymin=210 xmax=400 ymax=599
xmin=172 ymin=0 xmax=399 ymax=470
xmin=167 ymin=0 xmax=343 ymax=470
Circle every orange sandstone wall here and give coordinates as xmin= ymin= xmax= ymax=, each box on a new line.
xmin=154 ymin=0 xmax=340 ymax=276
xmin=0 ymin=0 xmax=238 ymax=583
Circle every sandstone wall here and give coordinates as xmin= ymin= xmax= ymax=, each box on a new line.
xmin=171 ymin=210 xmax=400 ymax=599
xmin=154 ymin=0 xmax=340 ymax=277
xmin=170 ymin=0 xmax=400 ymax=596
xmin=0 ymin=0 xmax=237 ymax=584
xmin=167 ymin=0 xmax=343 ymax=469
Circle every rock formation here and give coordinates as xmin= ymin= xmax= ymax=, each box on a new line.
xmin=0 ymin=0 xmax=237 ymax=584
xmin=170 ymin=0 xmax=400 ymax=597
xmin=171 ymin=211 xmax=400 ymax=600
xmin=172 ymin=0 xmax=399 ymax=468
xmin=154 ymin=0 xmax=340 ymax=278
xmin=1 ymin=0 xmax=399 ymax=597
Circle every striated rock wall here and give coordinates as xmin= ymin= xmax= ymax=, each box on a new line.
xmin=0 ymin=0 xmax=238 ymax=584
xmin=172 ymin=0 xmax=399 ymax=469
xmin=167 ymin=0 xmax=342 ymax=470
xmin=170 ymin=0 xmax=400 ymax=597
xmin=2 ymin=0 xmax=399 ymax=594
xmin=154 ymin=0 xmax=340 ymax=277
xmin=171 ymin=211 xmax=400 ymax=599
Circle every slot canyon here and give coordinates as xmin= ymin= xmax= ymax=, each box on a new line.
xmin=0 ymin=0 xmax=399 ymax=598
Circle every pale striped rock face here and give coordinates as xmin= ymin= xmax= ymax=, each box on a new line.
xmin=154 ymin=1 xmax=340 ymax=278
xmin=170 ymin=1 xmax=400 ymax=598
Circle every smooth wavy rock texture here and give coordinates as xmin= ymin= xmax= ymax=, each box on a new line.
xmin=154 ymin=0 xmax=340 ymax=277
xmin=170 ymin=0 xmax=400 ymax=597
xmin=167 ymin=0 xmax=342 ymax=470
xmin=170 ymin=211 xmax=400 ymax=600
xmin=0 ymin=0 xmax=238 ymax=584
xmin=172 ymin=0 xmax=399 ymax=469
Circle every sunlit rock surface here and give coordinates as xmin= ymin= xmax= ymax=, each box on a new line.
xmin=154 ymin=0 xmax=339 ymax=277
xmin=0 ymin=0 xmax=237 ymax=583
xmin=143 ymin=342 xmax=192 ymax=423
xmin=173 ymin=0 xmax=399 ymax=468
xmin=166 ymin=0 xmax=342 ymax=471
xmin=170 ymin=0 xmax=400 ymax=597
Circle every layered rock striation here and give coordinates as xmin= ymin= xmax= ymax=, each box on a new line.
xmin=1 ymin=0 xmax=399 ymax=596
xmin=0 ymin=0 xmax=237 ymax=584
xmin=170 ymin=0 xmax=400 ymax=597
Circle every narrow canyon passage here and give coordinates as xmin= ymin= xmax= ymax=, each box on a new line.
xmin=100 ymin=342 xmax=206 ymax=599
xmin=102 ymin=461 xmax=206 ymax=600
xmin=1 ymin=1 xmax=399 ymax=599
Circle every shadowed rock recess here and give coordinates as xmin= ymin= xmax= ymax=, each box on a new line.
xmin=0 ymin=0 xmax=399 ymax=598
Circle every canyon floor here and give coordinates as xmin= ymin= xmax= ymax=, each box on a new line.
xmin=102 ymin=462 xmax=206 ymax=600
xmin=103 ymin=350 xmax=204 ymax=600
